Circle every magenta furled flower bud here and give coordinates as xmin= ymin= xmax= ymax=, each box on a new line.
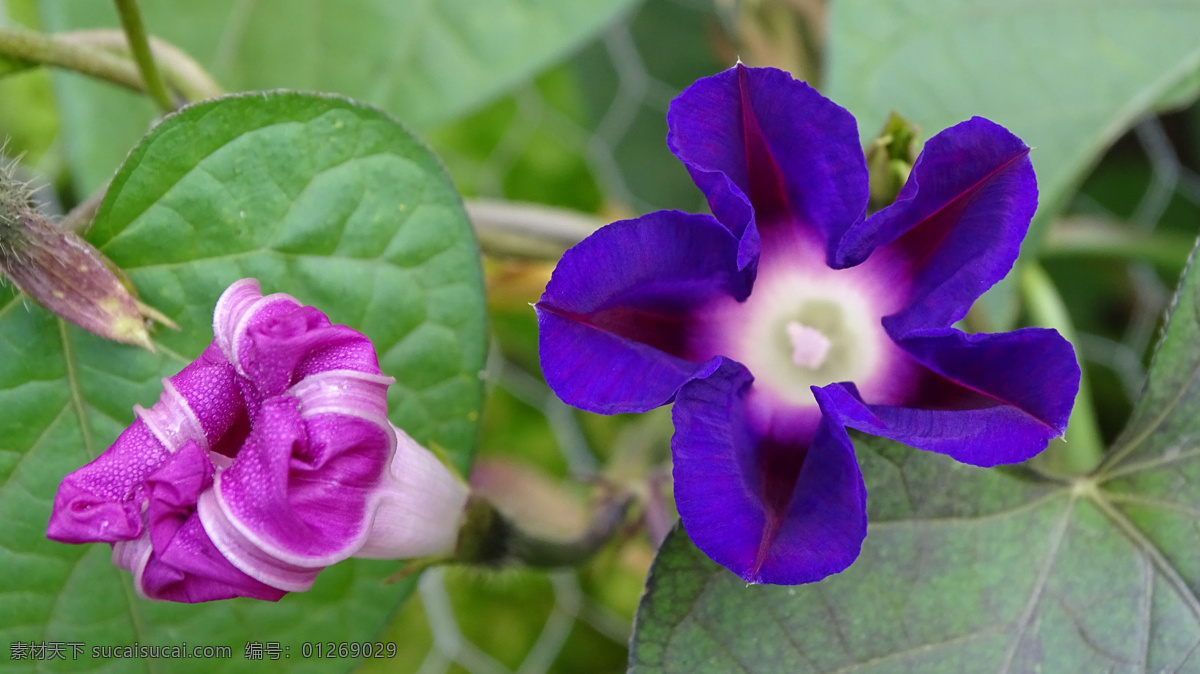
xmin=47 ymin=279 xmax=469 ymax=603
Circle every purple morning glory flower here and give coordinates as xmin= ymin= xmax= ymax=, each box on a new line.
xmin=535 ymin=65 xmax=1080 ymax=585
xmin=47 ymin=279 xmax=468 ymax=603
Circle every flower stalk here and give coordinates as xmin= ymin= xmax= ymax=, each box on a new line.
xmin=1020 ymin=262 xmax=1106 ymax=476
xmin=391 ymin=490 xmax=634 ymax=582
xmin=0 ymin=27 xmax=145 ymax=92
xmin=0 ymin=28 xmax=222 ymax=107
xmin=112 ymin=0 xmax=174 ymax=112
xmin=63 ymin=30 xmax=224 ymax=103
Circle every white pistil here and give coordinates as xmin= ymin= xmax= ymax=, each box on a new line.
xmin=785 ymin=321 xmax=831 ymax=370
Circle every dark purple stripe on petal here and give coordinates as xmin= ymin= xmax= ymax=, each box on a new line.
xmin=818 ymin=382 xmax=1058 ymax=468
xmin=672 ymin=359 xmax=866 ymax=585
xmin=838 ymin=118 xmax=1037 ymax=335
xmin=667 ymin=65 xmax=868 ymax=261
xmin=760 ymin=396 xmax=867 ymax=585
xmin=537 ymin=310 xmax=714 ymax=414
xmin=820 ymin=326 xmax=1079 ymax=466
xmin=536 ymin=211 xmax=744 ymax=414
xmin=736 ymin=65 xmax=792 ymax=224
xmin=897 ymin=326 xmax=1079 ymax=437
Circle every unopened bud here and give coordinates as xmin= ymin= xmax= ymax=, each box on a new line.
xmin=867 ymin=111 xmax=921 ymax=212
xmin=0 ymin=161 xmax=168 ymax=351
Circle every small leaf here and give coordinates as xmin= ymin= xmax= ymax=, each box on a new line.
xmin=0 ymin=92 xmax=486 ymax=670
xmin=630 ymin=240 xmax=1200 ymax=671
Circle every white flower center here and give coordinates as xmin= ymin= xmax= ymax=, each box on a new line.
xmin=700 ymin=234 xmax=910 ymax=410
xmin=785 ymin=321 xmax=831 ymax=369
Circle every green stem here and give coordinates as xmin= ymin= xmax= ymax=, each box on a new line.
xmin=0 ymin=27 xmax=145 ymax=92
xmin=1020 ymin=262 xmax=1105 ymax=476
xmin=113 ymin=0 xmax=173 ymax=112
xmin=464 ymin=198 xmax=603 ymax=260
xmin=455 ymin=492 xmax=633 ymax=569
xmin=0 ymin=28 xmax=222 ymax=105
xmin=1042 ymin=217 xmax=1193 ymax=272
xmin=62 ymin=30 xmax=223 ymax=102
xmin=59 ymin=186 xmax=106 ymax=234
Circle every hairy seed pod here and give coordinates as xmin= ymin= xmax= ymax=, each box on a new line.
xmin=0 ymin=160 xmax=159 ymax=350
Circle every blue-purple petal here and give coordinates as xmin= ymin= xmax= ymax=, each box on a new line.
xmin=667 ymin=64 xmax=868 ymax=263
xmin=673 ymin=359 xmax=866 ymax=584
xmin=536 ymin=211 xmax=742 ymax=414
xmin=835 ymin=117 xmax=1037 ymax=336
xmin=820 ymin=326 xmax=1079 ymax=466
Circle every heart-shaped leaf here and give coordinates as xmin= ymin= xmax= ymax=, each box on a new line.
xmin=630 ymin=242 xmax=1200 ymax=671
xmin=37 ymin=0 xmax=638 ymax=194
xmin=0 ymin=92 xmax=486 ymax=671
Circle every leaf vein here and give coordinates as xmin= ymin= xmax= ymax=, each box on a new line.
xmin=57 ymin=321 xmax=94 ymax=460
xmin=996 ymin=496 xmax=1076 ymax=674
xmin=1092 ymin=493 xmax=1200 ymax=626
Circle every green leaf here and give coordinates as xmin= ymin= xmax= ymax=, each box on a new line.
xmin=37 ymin=0 xmax=637 ymax=195
xmin=0 ymin=0 xmax=58 ymax=165
xmin=0 ymin=58 xmax=31 ymax=77
xmin=630 ymin=245 xmax=1200 ymax=670
xmin=0 ymin=92 xmax=486 ymax=671
xmin=826 ymin=0 xmax=1200 ymax=250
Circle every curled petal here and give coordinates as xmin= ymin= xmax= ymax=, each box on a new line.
xmin=201 ymin=373 xmax=465 ymax=590
xmin=197 ymin=492 xmax=323 ymax=592
xmin=668 ymin=64 xmax=868 ymax=261
xmin=113 ymin=440 xmax=286 ymax=602
xmin=836 ymin=118 xmax=1037 ymax=335
xmin=212 ymin=278 xmax=300 ymax=378
xmin=46 ymin=422 xmax=160 ymax=543
xmin=214 ymin=279 xmax=383 ymax=397
xmin=206 ymin=396 xmax=367 ymax=572
xmin=116 ymin=524 xmax=287 ymax=603
xmin=536 ymin=211 xmax=741 ymax=414
xmin=47 ymin=343 xmax=246 ymax=544
xmin=672 ymin=359 xmax=866 ymax=584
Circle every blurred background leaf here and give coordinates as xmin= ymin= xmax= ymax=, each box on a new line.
xmin=35 ymin=0 xmax=641 ymax=195
xmin=0 ymin=0 xmax=59 ymax=170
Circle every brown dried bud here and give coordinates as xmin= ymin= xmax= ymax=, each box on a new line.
xmin=0 ymin=162 xmax=164 ymax=351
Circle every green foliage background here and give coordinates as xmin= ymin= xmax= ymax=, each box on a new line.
xmin=2 ymin=0 xmax=1200 ymax=671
